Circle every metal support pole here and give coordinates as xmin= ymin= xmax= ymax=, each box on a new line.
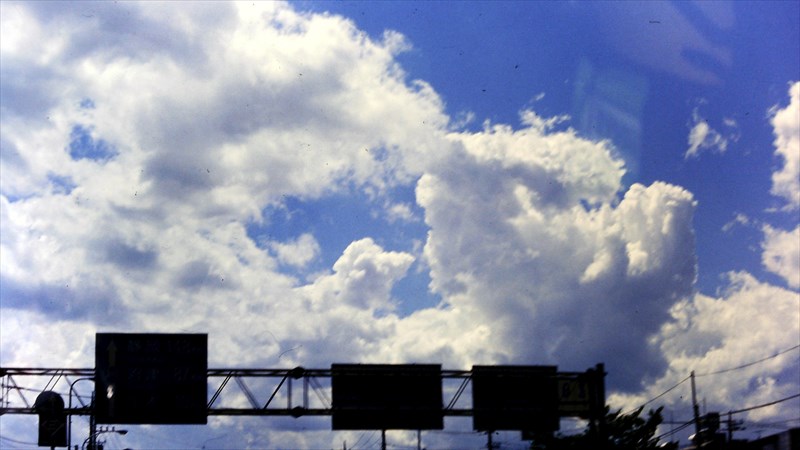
xmin=596 ymin=363 xmax=607 ymax=449
xmin=68 ymin=377 xmax=94 ymax=450
xmin=88 ymin=393 xmax=96 ymax=450
xmin=691 ymin=371 xmax=702 ymax=447
xmin=287 ymin=377 xmax=292 ymax=409
xmin=381 ymin=429 xmax=386 ymax=450
xmin=303 ymin=376 xmax=309 ymax=409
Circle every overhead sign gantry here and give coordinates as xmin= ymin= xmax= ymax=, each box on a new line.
xmin=0 ymin=333 xmax=607 ymax=447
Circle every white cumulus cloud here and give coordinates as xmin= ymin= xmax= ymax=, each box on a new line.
xmin=2 ymin=2 xmax=795 ymax=448
xmin=614 ymin=272 xmax=799 ymax=423
xmin=685 ymin=106 xmax=735 ymax=159
xmin=770 ymin=81 xmax=800 ymax=210
xmin=269 ymin=233 xmax=321 ymax=268
xmin=762 ymin=225 xmax=800 ymax=289
xmin=414 ymin=113 xmax=697 ymax=388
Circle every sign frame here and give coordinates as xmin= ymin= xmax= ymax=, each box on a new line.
xmin=331 ymin=364 xmax=444 ymax=430
xmin=95 ymin=333 xmax=208 ymax=425
xmin=471 ymin=365 xmax=559 ymax=432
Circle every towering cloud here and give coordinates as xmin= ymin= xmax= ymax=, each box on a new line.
xmin=611 ymin=83 xmax=800 ymax=427
xmin=1 ymin=3 xmax=796 ymax=448
xmin=412 ymin=114 xmax=697 ymax=389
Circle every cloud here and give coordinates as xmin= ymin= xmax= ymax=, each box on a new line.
xmin=685 ymin=106 xmax=736 ymax=159
xmin=1 ymin=2 xmax=793 ymax=447
xmin=302 ymin=238 xmax=413 ymax=313
xmin=1 ymin=2 xmax=449 ymax=217
xmin=769 ymin=82 xmax=800 ymax=210
xmin=269 ymin=233 xmax=321 ymax=268
xmin=721 ymin=212 xmax=752 ymax=233
xmin=613 ymin=85 xmax=800 ymax=422
xmin=1 ymin=2 xmax=447 ymax=375
xmin=413 ymin=112 xmax=697 ymax=388
xmin=0 ymin=2 xmax=702 ymax=438
xmin=762 ymin=225 xmax=800 ymax=289
xmin=613 ymin=272 xmax=799 ymax=422
xmin=617 ymin=89 xmax=800 ymax=431
xmin=251 ymin=238 xmax=417 ymax=367
xmin=384 ymin=202 xmax=417 ymax=223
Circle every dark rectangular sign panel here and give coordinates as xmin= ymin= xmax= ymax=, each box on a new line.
xmin=38 ymin=416 xmax=67 ymax=447
xmin=331 ymin=364 xmax=443 ymax=430
xmin=558 ymin=374 xmax=593 ymax=418
xmin=471 ymin=365 xmax=559 ymax=432
xmin=95 ymin=333 xmax=207 ymax=424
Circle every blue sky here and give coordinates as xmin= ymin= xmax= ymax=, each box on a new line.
xmin=1 ymin=2 xmax=798 ymax=449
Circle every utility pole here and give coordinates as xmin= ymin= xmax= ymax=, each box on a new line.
xmin=726 ymin=411 xmax=744 ymax=443
xmin=727 ymin=412 xmax=733 ymax=442
xmin=691 ymin=371 xmax=702 ymax=447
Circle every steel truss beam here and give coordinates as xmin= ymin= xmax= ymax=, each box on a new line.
xmin=1 ymin=367 xmax=592 ymax=418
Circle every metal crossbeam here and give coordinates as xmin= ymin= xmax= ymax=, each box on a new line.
xmin=1 ymin=366 xmax=599 ymax=419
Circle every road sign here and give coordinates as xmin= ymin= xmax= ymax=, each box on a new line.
xmin=331 ymin=364 xmax=444 ymax=430
xmin=95 ymin=333 xmax=207 ymax=424
xmin=471 ymin=365 xmax=559 ymax=432
xmin=558 ymin=377 xmax=592 ymax=417
xmin=558 ymin=365 xmax=606 ymax=420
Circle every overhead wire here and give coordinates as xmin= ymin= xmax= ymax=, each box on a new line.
xmin=362 ymin=431 xmax=380 ymax=449
xmin=745 ymin=417 xmax=800 ymax=427
xmin=695 ymin=344 xmax=800 ymax=377
xmin=0 ymin=434 xmax=39 ymax=447
xmin=351 ymin=430 xmax=375 ymax=449
xmin=653 ymin=393 xmax=800 ymax=443
xmin=625 ymin=345 xmax=800 ymax=416
xmin=653 ymin=418 xmax=695 ymax=441
xmin=623 ymin=375 xmax=691 ymax=415
xmin=743 ymin=417 xmax=800 ymax=431
xmin=729 ymin=393 xmax=800 ymax=414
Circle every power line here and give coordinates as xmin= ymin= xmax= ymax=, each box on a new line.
xmin=656 ymin=395 xmax=800 ymax=441
xmin=695 ymin=345 xmax=800 ymax=377
xmin=654 ymin=418 xmax=695 ymax=441
xmin=655 ymin=394 xmax=800 ymax=442
xmin=0 ymin=434 xmax=39 ymax=446
xmin=744 ymin=417 xmax=800 ymax=431
xmin=729 ymin=393 xmax=800 ymax=415
xmin=627 ymin=345 xmax=799 ymax=415
xmin=624 ymin=375 xmax=691 ymax=415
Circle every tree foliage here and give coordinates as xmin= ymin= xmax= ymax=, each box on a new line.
xmin=530 ymin=406 xmax=678 ymax=450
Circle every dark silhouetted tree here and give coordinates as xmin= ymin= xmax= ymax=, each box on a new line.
xmin=530 ymin=406 xmax=678 ymax=450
